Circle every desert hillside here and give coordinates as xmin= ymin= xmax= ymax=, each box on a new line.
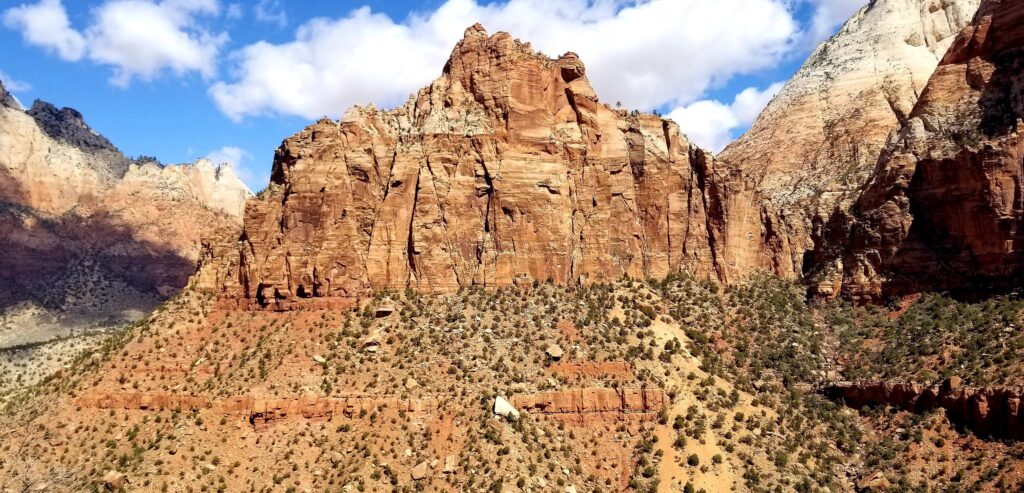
xmin=2 ymin=0 xmax=1024 ymax=491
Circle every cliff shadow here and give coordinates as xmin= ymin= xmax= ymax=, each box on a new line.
xmin=0 ymin=166 xmax=197 ymax=323
xmin=977 ymin=48 xmax=1024 ymax=138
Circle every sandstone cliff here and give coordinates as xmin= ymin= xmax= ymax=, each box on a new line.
xmin=202 ymin=25 xmax=799 ymax=305
xmin=719 ymin=0 xmax=980 ymax=298
xmin=806 ymin=0 xmax=1024 ymax=300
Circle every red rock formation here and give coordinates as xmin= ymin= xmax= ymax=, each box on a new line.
xmin=719 ymin=0 xmax=980 ymax=299
xmin=511 ymin=388 xmax=665 ymax=421
xmin=824 ymin=379 xmax=1024 ymax=440
xmin=807 ymin=0 xmax=1024 ymax=300
xmin=200 ymin=25 xmax=797 ymax=305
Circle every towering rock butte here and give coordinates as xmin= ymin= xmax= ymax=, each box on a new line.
xmin=807 ymin=0 xmax=1024 ymax=301
xmin=199 ymin=24 xmax=801 ymax=304
xmin=0 ymin=91 xmax=252 ymax=305
xmin=719 ymin=0 xmax=980 ymax=296
xmin=204 ymin=0 xmax=1021 ymax=305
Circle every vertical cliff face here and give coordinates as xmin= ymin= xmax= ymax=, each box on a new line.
xmin=718 ymin=0 xmax=981 ymax=298
xmin=203 ymin=25 xmax=802 ymax=305
xmin=809 ymin=0 xmax=1024 ymax=301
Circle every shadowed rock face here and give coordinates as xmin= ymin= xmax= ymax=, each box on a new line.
xmin=824 ymin=379 xmax=1024 ymax=440
xmin=28 ymin=100 xmax=123 ymax=159
xmin=201 ymin=24 xmax=800 ymax=305
xmin=0 ymin=90 xmax=252 ymax=346
xmin=807 ymin=0 xmax=1024 ymax=301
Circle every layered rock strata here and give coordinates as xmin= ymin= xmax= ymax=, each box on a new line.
xmin=824 ymin=379 xmax=1024 ymax=440
xmin=511 ymin=388 xmax=666 ymax=420
xmin=76 ymin=391 xmax=438 ymax=431
xmin=204 ymin=1 xmax=1003 ymax=305
xmin=807 ymin=0 xmax=1024 ymax=300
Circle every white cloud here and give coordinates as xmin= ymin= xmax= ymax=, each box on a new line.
xmin=0 ymin=70 xmax=33 ymax=92
xmin=254 ymin=0 xmax=286 ymax=27
xmin=211 ymin=0 xmax=800 ymax=121
xmin=206 ymin=145 xmax=246 ymax=168
xmin=806 ymin=0 xmax=866 ymax=44
xmin=225 ymin=3 xmax=242 ymax=20
xmin=3 ymin=0 xmax=86 ymax=60
xmin=3 ymin=0 xmax=227 ymax=86
xmin=87 ymin=0 xmax=227 ymax=86
xmin=205 ymin=145 xmax=265 ymax=189
xmin=666 ymin=82 xmax=783 ymax=152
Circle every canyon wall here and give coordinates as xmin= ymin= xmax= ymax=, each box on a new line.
xmin=806 ymin=0 xmax=1024 ymax=301
xmin=0 ymin=83 xmax=252 ymax=350
xmin=720 ymin=0 xmax=981 ymax=299
xmin=0 ymin=87 xmax=251 ymax=300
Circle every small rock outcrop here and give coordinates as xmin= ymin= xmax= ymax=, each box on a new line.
xmin=101 ymin=471 xmax=128 ymax=491
xmin=511 ymin=388 xmax=666 ymax=421
xmin=824 ymin=379 xmax=1024 ymax=440
xmin=28 ymin=100 xmax=123 ymax=158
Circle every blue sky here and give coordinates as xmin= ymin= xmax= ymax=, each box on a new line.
xmin=0 ymin=0 xmax=865 ymax=191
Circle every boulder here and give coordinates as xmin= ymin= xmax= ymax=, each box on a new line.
xmin=101 ymin=471 xmax=128 ymax=491
xmin=411 ymin=461 xmax=429 ymax=480
xmin=493 ymin=396 xmax=520 ymax=419
xmin=442 ymin=455 xmax=457 ymax=474
xmin=857 ymin=471 xmax=890 ymax=491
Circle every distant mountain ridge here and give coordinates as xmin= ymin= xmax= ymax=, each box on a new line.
xmin=0 ymin=81 xmax=251 ymax=349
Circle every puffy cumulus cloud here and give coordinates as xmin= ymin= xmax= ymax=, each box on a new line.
xmin=87 ymin=0 xmax=227 ymax=86
xmin=3 ymin=0 xmax=227 ymax=86
xmin=806 ymin=0 xmax=867 ymax=44
xmin=666 ymin=82 xmax=783 ymax=152
xmin=211 ymin=0 xmax=800 ymax=121
xmin=3 ymin=0 xmax=86 ymax=60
